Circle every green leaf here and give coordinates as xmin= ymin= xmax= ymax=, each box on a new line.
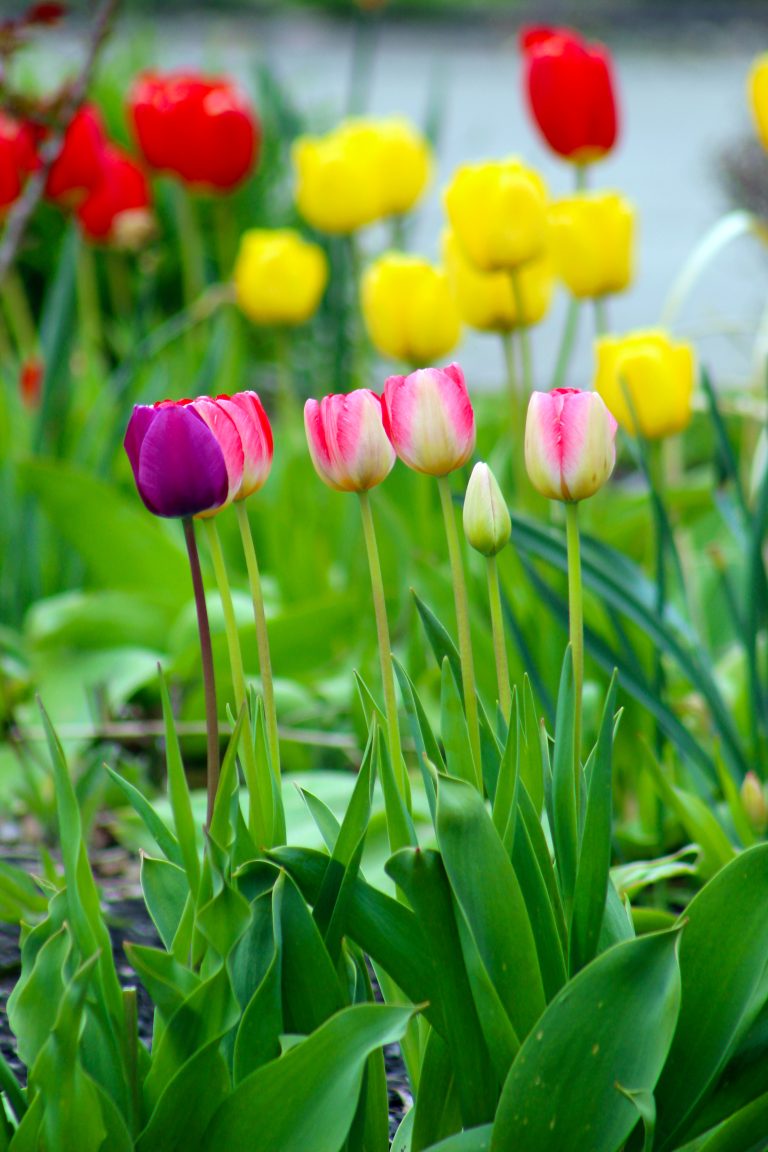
xmin=140 ymin=856 xmax=189 ymax=951
xmin=441 ymin=658 xmax=477 ymax=788
xmin=232 ymin=890 xmax=283 ymax=1082
xmin=279 ymin=871 xmax=345 ymax=1034
xmin=387 ymin=848 xmax=497 ymax=1128
xmin=570 ymin=674 xmax=618 ymax=973
xmin=436 ymin=775 xmax=546 ymax=1047
xmin=201 ymin=1003 xmax=413 ymax=1152
xmin=643 ymin=753 xmax=736 ymax=882
xmin=420 ymin=1127 xmax=493 ymax=1152
xmin=411 ymin=1028 xmax=462 ymax=1152
xmin=19 ymin=459 xmax=188 ymax=597
xmin=160 ymin=668 xmax=201 ymax=896
xmin=124 ymin=943 xmax=199 ymax=1021
xmin=393 ymin=656 xmax=442 ymax=820
xmin=654 ymin=845 xmax=768 ymax=1149
xmin=491 ymin=930 xmax=681 ymax=1152
xmin=106 ymin=767 xmax=184 ymax=869
xmin=695 ymin=1090 xmax=768 ymax=1152
xmin=0 ymin=860 xmax=48 ymax=923
xmin=136 ymin=1041 xmax=230 ymax=1152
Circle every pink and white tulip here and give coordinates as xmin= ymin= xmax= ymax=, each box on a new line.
xmin=215 ymin=391 xmax=273 ymax=499
xmin=183 ymin=396 xmax=245 ymax=513
xmin=382 ymin=363 xmax=475 ymax=477
xmin=525 ymin=387 xmax=616 ymax=502
xmin=304 ymin=389 xmax=396 ymax=492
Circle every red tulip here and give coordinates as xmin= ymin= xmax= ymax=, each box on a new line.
xmin=128 ymin=71 xmax=260 ymax=193
xmin=520 ymin=26 xmax=619 ymax=164
xmin=0 ymin=112 xmax=38 ymax=214
xmin=45 ymin=104 xmax=107 ymax=206
xmin=382 ymin=363 xmax=475 ymax=477
xmin=304 ymin=390 xmax=395 ymax=493
xmin=215 ymin=391 xmax=273 ymax=499
xmin=76 ymin=144 xmax=153 ymax=247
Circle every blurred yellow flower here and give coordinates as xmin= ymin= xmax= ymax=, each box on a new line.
xmin=442 ymin=229 xmax=554 ymax=332
xmin=549 ymin=191 xmax=635 ymax=299
xmin=443 ymin=158 xmax=548 ymax=272
xmin=594 ymin=330 xmax=695 ymax=439
xmin=233 ymin=228 xmax=328 ymax=325
xmin=749 ymin=54 xmax=768 ymax=151
xmin=361 ymin=252 xmax=461 ymax=363
xmin=293 ymin=117 xmax=431 ymax=235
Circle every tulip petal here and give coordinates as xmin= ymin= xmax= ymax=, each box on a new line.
xmin=127 ymin=403 xmax=229 ymax=518
xmin=216 ymin=391 xmax=273 ymax=498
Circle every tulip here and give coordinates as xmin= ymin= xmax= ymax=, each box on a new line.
xmin=549 ymin=191 xmax=634 ymax=299
xmin=525 ymin=387 xmax=617 ymax=503
xmin=0 ymin=113 xmax=38 ymax=214
xmin=128 ymin=72 xmax=260 ymax=192
xmin=463 ymin=461 xmax=511 ymax=557
xmin=233 ymin=229 xmax=328 ymax=326
xmin=444 ymin=158 xmax=548 ymax=273
xmin=45 ymin=105 xmax=107 ymax=206
xmin=360 ymin=117 xmax=431 ymax=217
xmin=749 ymin=55 xmax=768 ymax=151
xmin=520 ymin=26 xmax=619 ymax=164
xmin=124 ymin=400 xmax=233 ymax=518
xmin=214 ymin=391 xmax=273 ymax=499
xmin=293 ymin=125 xmax=382 ymax=234
xmin=741 ymin=771 xmax=768 ymax=833
xmin=76 ymin=145 xmax=154 ymax=248
xmin=594 ymin=330 xmax=695 ymax=439
xmin=182 ymin=396 xmax=245 ymax=513
xmin=383 ymin=363 xmax=475 ymax=477
xmin=442 ymin=229 xmax=554 ymax=332
xmin=362 ymin=253 xmax=461 ymax=363
xmin=304 ymin=389 xmax=395 ymax=493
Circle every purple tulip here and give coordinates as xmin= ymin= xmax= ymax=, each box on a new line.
xmin=124 ymin=400 xmax=230 ymax=518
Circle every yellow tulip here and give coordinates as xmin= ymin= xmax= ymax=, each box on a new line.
xmin=293 ymin=129 xmax=382 ymax=234
xmin=233 ymin=228 xmax=328 ymax=325
xmin=293 ymin=117 xmax=431 ymax=235
xmin=361 ymin=252 xmax=461 ymax=363
xmin=548 ymin=191 xmax=635 ymax=299
xmin=443 ymin=158 xmax=548 ymax=272
xmin=749 ymin=54 xmax=768 ymax=150
xmin=442 ymin=229 xmax=554 ymax=332
xmin=339 ymin=117 xmax=431 ymax=216
xmin=594 ymin=330 xmax=695 ymax=439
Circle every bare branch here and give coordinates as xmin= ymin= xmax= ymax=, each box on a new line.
xmin=0 ymin=0 xmax=121 ymax=288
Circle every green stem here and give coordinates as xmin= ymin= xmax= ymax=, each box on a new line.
xmin=0 ymin=268 xmax=37 ymax=357
xmin=575 ymin=163 xmax=589 ymax=192
xmin=183 ymin=517 xmax=220 ymax=829
xmin=509 ymin=271 xmax=533 ymax=395
xmin=236 ymin=500 xmax=281 ymax=789
xmin=347 ymin=232 xmax=367 ymax=387
xmin=593 ymin=296 xmax=609 ymax=337
xmin=550 ymin=297 xmax=581 ymax=391
xmin=76 ymin=239 xmax=103 ymax=362
xmin=487 ymin=554 xmax=512 ymax=721
xmin=565 ymin=501 xmax=584 ymax=785
xmin=437 ymin=474 xmax=483 ymax=790
xmin=122 ymin=988 xmax=139 ymax=1136
xmin=176 ymin=186 xmax=206 ymax=305
xmin=648 ymin=441 xmax=667 ymax=759
xmin=213 ymin=198 xmax=238 ymax=280
xmin=358 ymin=491 xmax=407 ymax=802
xmin=105 ymin=250 xmax=132 ymax=320
xmin=202 ymin=517 xmax=268 ymax=844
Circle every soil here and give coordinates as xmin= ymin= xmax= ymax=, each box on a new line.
xmin=0 ymin=849 xmax=412 ymax=1142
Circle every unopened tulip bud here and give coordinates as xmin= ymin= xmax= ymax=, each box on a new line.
xmin=463 ymin=462 xmax=511 ymax=556
xmin=525 ymin=387 xmax=616 ymax=502
xmin=741 ymin=771 xmax=767 ymax=833
xmin=383 ymin=362 xmax=475 ymax=477
xmin=305 ymin=389 xmax=395 ymax=492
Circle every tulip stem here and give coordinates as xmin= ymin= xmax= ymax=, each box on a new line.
xmin=76 ymin=239 xmax=104 ymax=364
xmin=183 ymin=516 xmax=220 ymax=829
xmin=593 ymin=296 xmax=609 ymax=337
xmin=438 ymin=474 xmax=483 ymax=791
xmin=575 ymin=163 xmax=589 ymax=192
xmin=236 ymin=501 xmax=281 ymax=790
xmin=551 ymin=297 xmax=581 ymax=391
xmin=202 ymin=517 xmax=270 ymax=845
xmin=565 ymin=501 xmax=584 ymax=781
xmin=510 ymin=272 xmax=534 ymax=394
xmin=0 ymin=268 xmax=37 ymax=360
xmin=358 ymin=490 xmax=408 ymax=807
xmin=487 ymin=554 xmax=512 ymax=722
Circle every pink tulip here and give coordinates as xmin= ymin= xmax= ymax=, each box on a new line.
xmin=304 ymin=390 xmax=395 ymax=492
xmin=182 ymin=396 xmax=245 ymax=513
xmin=525 ymin=387 xmax=616 ymax=502
xmin=382 ymin=363 xmax=475 ymax=477
xmin=215 ymin=391 xmax=273 ymax=499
